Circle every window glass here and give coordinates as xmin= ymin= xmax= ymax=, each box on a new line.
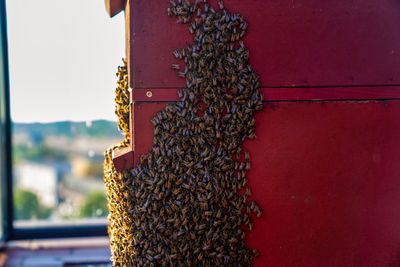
xmin=7 ymin=0 xmax=124 ymax=227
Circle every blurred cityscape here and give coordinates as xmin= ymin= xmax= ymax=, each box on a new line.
xmin=12 ymin=120 xmax=122 ymax=222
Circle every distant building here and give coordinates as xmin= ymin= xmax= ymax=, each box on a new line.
xmin=15 ymin=162 xmax=65 ymax=207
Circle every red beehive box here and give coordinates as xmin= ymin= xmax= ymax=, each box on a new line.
xmin=107 ymin=0 xmax=400 ymax=266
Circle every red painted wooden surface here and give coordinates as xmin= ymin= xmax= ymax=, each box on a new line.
xmin=132 ymin=89 xmax=179 ymax=102
xmin=132 ymin=100 xmax=400 ymax=266
xmin=120 ymin=0 xmax=400 ymax=265
xmin=131 ymin=0 xmax=400 ymax=89
xmin=132 ymin=86 xmax=400 ymax=102
xmin=132 ymin=103 xmax=167 ymax=166
xmin=112 ymin=146 xmax=134 ymax=171
xmin=244 ymin=101 xmax=400 ymax=267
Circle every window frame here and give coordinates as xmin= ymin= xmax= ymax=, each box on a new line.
xmin=0 ymin=0 xmax=12 ymax=245
xmin=0 ymin=0 xmax=108 ymax=241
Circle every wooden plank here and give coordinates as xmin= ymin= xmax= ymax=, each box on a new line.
xmin=131 ymin=0 xmax=400 ymax=89
xmin=112 ymin=146 xmax=134 ymax=171
xmin=123 ymin=1 xmax=400 ymax=265
xmin=131 ymin=100 xmax=400 ymax=267
xmin=132 ymin=89 xmax=179 ymax=102
xmin=126 ymin=0 xmax=133 ymax=89
xmin=132 ymin=103 xmax=167 ymax=166
xmin=262 ymin=86 xmax=400 ymax=101
xmin=104 ymin=0 xmax=125 ymax=17
xmin=126 ymin=0 xmax=134 ymax=152
xmin=245 ymin=100 xmax=400 ymax=267
xmin=131 ymin=86 xmax=400 ymax=102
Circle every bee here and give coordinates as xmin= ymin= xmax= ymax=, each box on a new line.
xmin=167 ymin=7 xmax=173 ymax=17
xmin=172 ymin=50 xmax=180 ymax=58
xmin=245 ymin=161 xmax=251 ymax=170
xmin=177 ymin=71 xmax=186 ymax=78
xmin=244 ymin=150 xmax=250 ymax=160
xmin=171 ymin=64 xmax=180 ymax=70
xmin=173 ymin=188 xmax=181 ymax=195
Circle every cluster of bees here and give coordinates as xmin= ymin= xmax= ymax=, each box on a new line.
xmin=104 ymin=58 xmax=132 ymax=265
xmin=104 ymin=0 xmax=263 ymax=266
xmin=114 ymin=59 xmax=130 ymax=145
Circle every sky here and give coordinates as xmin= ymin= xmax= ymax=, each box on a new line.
xmin=6 ymin=0 xmax=125 ymax=123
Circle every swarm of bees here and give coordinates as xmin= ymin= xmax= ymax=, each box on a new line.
xmin=104 ymin=0 xmax=263 ymax=266
xmin=114 ymin=59 xmax=130 ymax=145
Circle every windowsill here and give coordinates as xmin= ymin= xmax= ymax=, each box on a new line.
xmin=2 ymin=237 xmax=111 ymax=266
xmin=7 ymin=236 xmax=110 ymax=250
xmin=14 ymin=218 xmax=108 ymax=229
xmin=11 ymin=218 xmax=108 ymax=240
